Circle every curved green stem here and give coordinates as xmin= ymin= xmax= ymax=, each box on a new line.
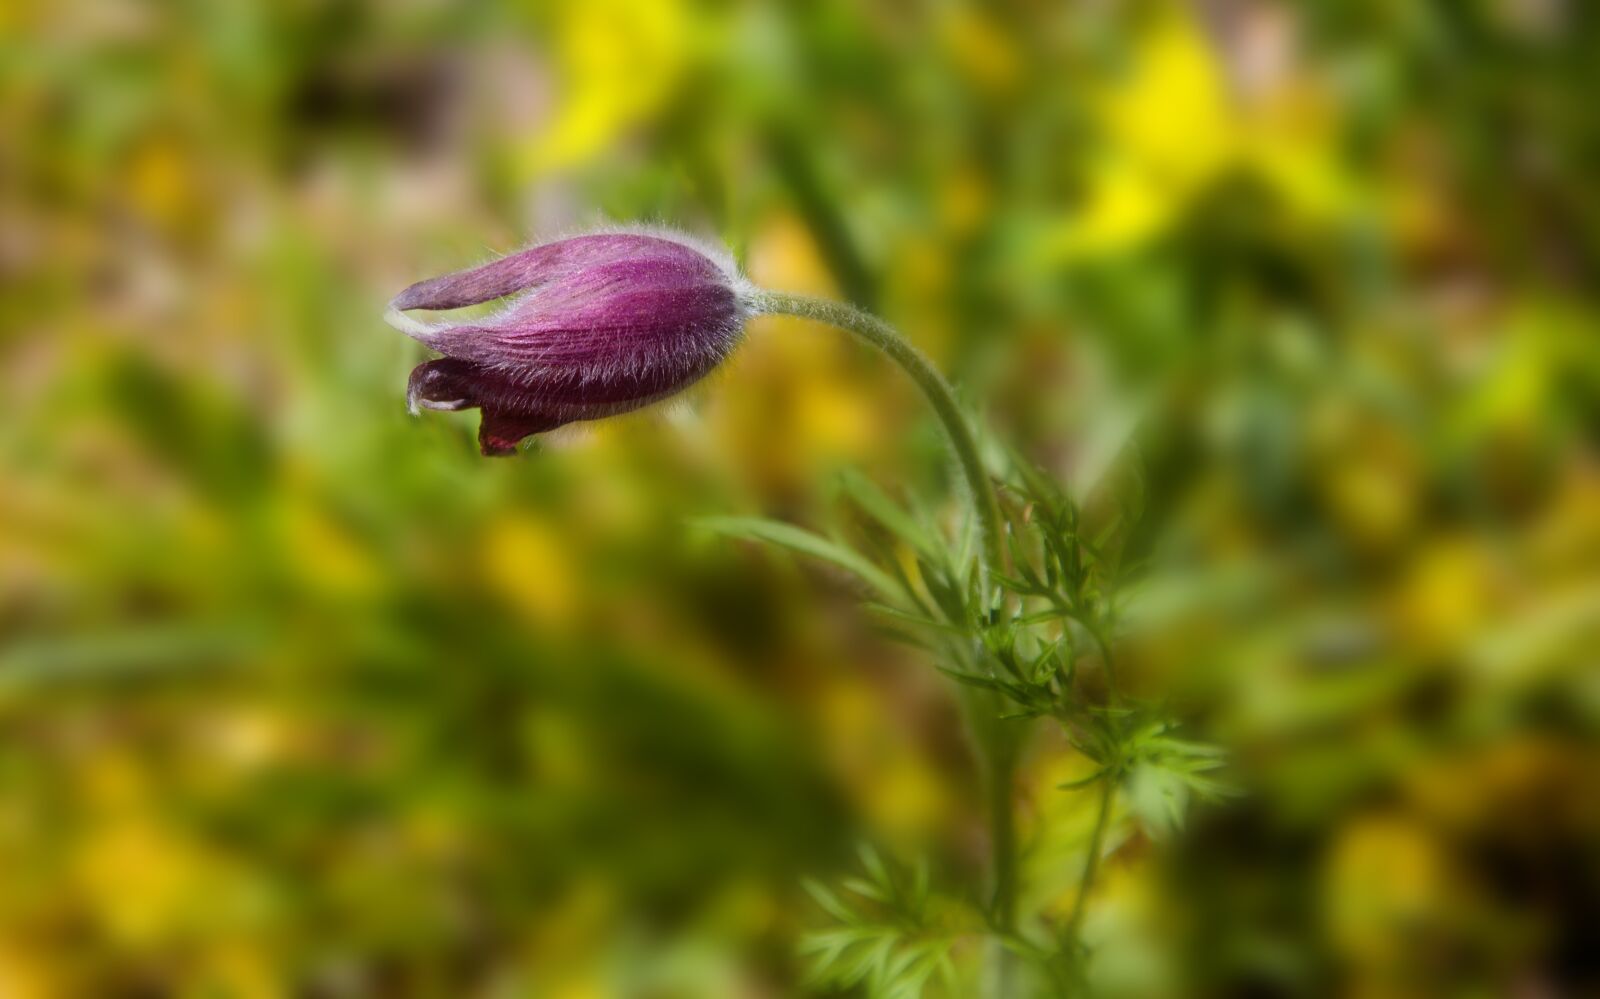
xmin=746 ymin=291 xmax=1005 ymax=582
xmin=750 ymin=291 xmax=1019 ymax=959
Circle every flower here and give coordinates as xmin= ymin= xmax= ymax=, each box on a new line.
xmin=386 ymin=230 xmax=750 ymax=455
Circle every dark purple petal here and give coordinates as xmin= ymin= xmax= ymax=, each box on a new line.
xmin=406 ymin=358 xmax=479 ymax=413
xmin=478 ymin=409 xmax=564 ymax=456
xmin=408 ymin=359 xmax=573 ymax=455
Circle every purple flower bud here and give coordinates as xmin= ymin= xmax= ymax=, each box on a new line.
xmin=387 ymin=230 xmax=750 ymax=455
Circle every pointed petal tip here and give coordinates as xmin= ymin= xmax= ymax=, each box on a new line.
xmin=407 ymin=358 xmax=479 ymax=417
xmin=477 ymin=409 xmax=566 ymax=457
xmin=385 ymin=304 xmax=443 ymax=343
xmin=479 ymin=439 xmax=520 ymax=457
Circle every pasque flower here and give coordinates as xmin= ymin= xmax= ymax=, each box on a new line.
xmin=389 ymin=224 xmax=1023 ymax=953
xmin=386 ymin=229 xmax=750 ymax=455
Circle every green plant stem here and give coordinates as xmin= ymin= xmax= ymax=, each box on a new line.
xmin=984 ymin=729 xmax=1019 ymax=929
xmin=748 ymin=291 xmax=1005 ymax=582
xmin=750 ymin=290 xmax=1019 ymax=965
xmin=1064 ymin=774 xmax=1114 ymax=949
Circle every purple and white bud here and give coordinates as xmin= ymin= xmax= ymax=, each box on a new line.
xmin=387 ymin=229 xmax=751 ymax=455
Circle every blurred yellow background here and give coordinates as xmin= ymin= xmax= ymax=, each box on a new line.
xmin=2 ymin=0 xmax=1598 ymax=995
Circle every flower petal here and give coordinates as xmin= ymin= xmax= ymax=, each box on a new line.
xmin=406 ymin=358 xmax=481 ymax=414
xmin=478 ymin=408 xmax=565 ymax=456
xmin=391 ymin=230 xmax=751 ymax=456
xmin=419 ymin=257 xmax=741 ymax=375
xmin=389 ymin=234 xmax=660 ymax=313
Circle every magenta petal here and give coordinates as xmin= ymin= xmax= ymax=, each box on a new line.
xmin=391 ymin=241 xmax=579 ymax=312
xmin=421 ymin=282 xmax=742 ymax=370
xmin=390 ymin=234 xmax=694 ymax=313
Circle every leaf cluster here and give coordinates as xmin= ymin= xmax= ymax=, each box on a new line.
xmin=800 ymin=845 xmax=971 ymax=999
xmin=702 ymin=451 xmax=1233 ymax=991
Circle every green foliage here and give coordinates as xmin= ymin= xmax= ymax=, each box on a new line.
xmin=800 ymin=846 xmax=967 ymax=999
xmin=697 ymin=515 xmax=906 ymax=602
xmin=726 ymin=440 xmax=1231 ymax=986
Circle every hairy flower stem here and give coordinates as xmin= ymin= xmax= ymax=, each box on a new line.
xmin=747 ymin=292 xmax=1005 ymax=579
xmin=750 ymin=291 xmax=1019 ymax=981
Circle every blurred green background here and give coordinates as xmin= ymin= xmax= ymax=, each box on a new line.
xmin=3 ymin=0 xmax=1599 ymax=995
